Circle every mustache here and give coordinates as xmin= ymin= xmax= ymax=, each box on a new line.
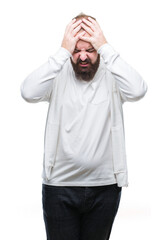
xmin=77 ymin=58 xmax=91 ymax=64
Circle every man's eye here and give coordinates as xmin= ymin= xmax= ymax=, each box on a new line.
xmin=74 ymin=49 xmax=80 ymax=53
xmin=87 ymin=49 xmax=95 ymax=53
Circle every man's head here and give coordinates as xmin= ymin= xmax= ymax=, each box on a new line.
xmin=70 ymin=13 xmax=100 ymax=81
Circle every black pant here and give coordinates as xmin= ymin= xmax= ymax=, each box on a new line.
xmin=42 ymin=183 xmax=122 ymax=240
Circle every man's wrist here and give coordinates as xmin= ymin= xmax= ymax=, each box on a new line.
xmin=97 ymin=42 xmax=110 ymax=53
xmin=60 ymin=46 xmax=72 ymax=57
xmin=97 ymin=43 xmax=120 ymax=66
xmin=49 ymin=47 xmax=72 ymax=69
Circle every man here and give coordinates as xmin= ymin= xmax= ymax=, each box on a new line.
xmin=21 ymin=13 xmax=147 ymax=240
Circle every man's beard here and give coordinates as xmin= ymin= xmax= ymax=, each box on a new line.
xmin=70 ymin=54 xmax=100 ymax=82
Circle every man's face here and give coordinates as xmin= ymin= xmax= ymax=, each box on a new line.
xmin=71 ymin=36 xmax=100 ymax=81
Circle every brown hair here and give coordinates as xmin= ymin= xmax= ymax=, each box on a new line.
xmin=72 ymin=12 xmax=96 ymax=21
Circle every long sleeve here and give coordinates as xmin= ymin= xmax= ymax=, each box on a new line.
xmin=20 ymin=47 xmax=72 ymax=103
xmin=97 ymin=43 xmax=148 ymax=102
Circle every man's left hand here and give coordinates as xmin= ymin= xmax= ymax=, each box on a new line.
xmin=79 ymin=17 xmax=107 ymax=51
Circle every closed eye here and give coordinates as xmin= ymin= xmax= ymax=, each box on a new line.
xmin=73 ymin=48 xmax=95 ymax=53
xmin=74 ymin=49 xmax=80 ymax=53
xmin=87 ymin=49 xmax=95 ymax=53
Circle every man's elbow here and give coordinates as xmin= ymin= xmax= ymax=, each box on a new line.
xmin=20 ymin=83 xmax=39 ymax=103
xmin=131 ymin=80 xmax=148 ymax=101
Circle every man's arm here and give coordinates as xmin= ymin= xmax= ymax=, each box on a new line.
xmin=20 ymin=19 xmax=84 ymax=103
xmin=20 ymin=48 xmax=71 ymax=103
xmin=98 ymin=43 xmax=148 ymax=102
xmin=80 ymin=17 xmax=148 ymax=102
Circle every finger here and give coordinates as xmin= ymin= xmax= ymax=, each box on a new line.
xmin=70 ymin=19 xmax=82 ymax=31
xmin=75 ymin=30 xmax=86 ymax=40
xmin=78 ymin=35 xmax=92 ymax=43
xmin=71 ymin=18 xmax=77 ymax=23
xmin=72 ymin=24 xmax=82 ymax=36
xmin=88 ymin=17 xmax=100 ymax=28
xmin=66 ymin=18 xmax=76 ymax=31
xmin=81 ymin=23 xmax=93 ymax=35
xmin=82 ymin=18 xmax=96 ymax=31
xmin=69 ymin=18 xmax=76 ymax=25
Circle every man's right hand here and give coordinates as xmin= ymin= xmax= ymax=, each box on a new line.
xmin=61 ymin=18 xmax=86 ymax=55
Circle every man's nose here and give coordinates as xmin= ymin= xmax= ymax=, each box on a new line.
xmin=79 ymin=53 xmax=88 ymax=61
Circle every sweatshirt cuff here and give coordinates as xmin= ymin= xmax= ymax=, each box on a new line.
xmin=115 ymin=172 xmax=129 ymax=187
xmin=52 ymin=47 xmax=72 ymax=59
xmin=48 ymin=47 xmax=72 ymax=70
xmin=97 ymin=43 xmax=119 ymax=62
xmin=59 ymin=47 xmax=72 ymax=57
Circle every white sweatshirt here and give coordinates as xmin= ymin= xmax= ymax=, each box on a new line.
xmin=21 ymin=43 xmax=148 ymax=187
xmin=42 ymin=59 xmax=116 ymax=186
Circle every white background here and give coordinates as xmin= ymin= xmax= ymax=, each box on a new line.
xmin=0 ymin=0 xmax=167 ymax=239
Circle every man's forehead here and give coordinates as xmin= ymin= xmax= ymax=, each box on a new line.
xmin=75 ymin=29 xmax=94 ymax=49
xmin=75 ymin=40 xmax=94 ymax=50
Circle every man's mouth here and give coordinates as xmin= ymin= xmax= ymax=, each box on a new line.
xmin=79 ymin=60 xmax=91 ymax=67
xmin=79 ymin=62 xmax=89 ymax=67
